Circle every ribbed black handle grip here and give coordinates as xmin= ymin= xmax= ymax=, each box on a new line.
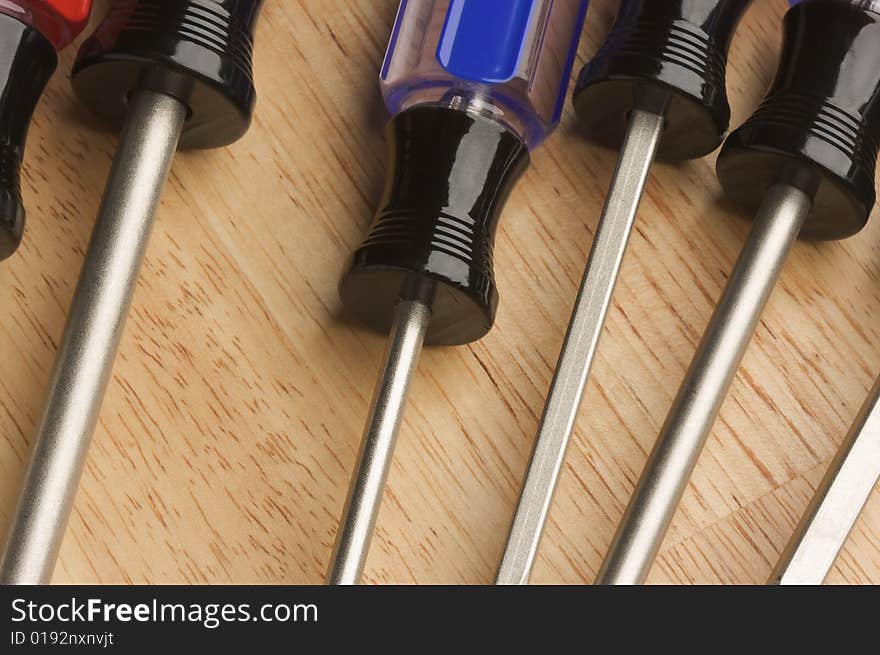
xmin=0 ymin=14 xmax=57 ymax=261
xmin=574 ymin=0 xmax=752 ymax=161
xmin=717 ymin=0 xmax=880 ymax=240
xmin=72 ymin=0 xmax=265 ymax=149
xmin=340 ymin=107 xmax=529 ymax=346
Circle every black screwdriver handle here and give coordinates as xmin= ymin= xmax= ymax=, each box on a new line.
xmin=718 ymin=0 xmax=880 ymax=240
xmin=72 ymin=0 xmax=265 ymax=150
xmin=0 ymin=15 xmax=56 ymax=260
xmin=574 ymin=0 xmax=753 ymax=162
xmin=340 ymin=107 xmax=529 ymax=346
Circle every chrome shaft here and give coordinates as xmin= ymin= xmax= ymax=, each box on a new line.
xmin=496 ymin=109 xmax=666 ymax=585
xmin=0 ymin=90 xmax=187 ymax=584
xmin=773 ymin=374 xmax=880 ymax=585
xmin=597 ymin=183 xmax=812 ymax=585
xmin=327 ymin=293 xmax=433 ymax=585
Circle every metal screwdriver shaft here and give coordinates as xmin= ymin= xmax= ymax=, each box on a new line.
xmin=327 ymin=294 xmax=432 ymax=585
xmin=497 ymin=108 xmax=665 ymax=584
xmin=329 ymin=0 xmax=589 ymax=584
xmin=772 ymin=375 xmax=880 ymax=585
xmin=597 ymin=0 xmax=880 ymax=584
xmin=496 ymin=0 xmax=753 ymax=585
xmin=0 ymin=91 xmax=186 ymax=584
xmin=597 ymin=183 xmax=811 ymax=584
xmin=0 ymin=0 xmax=265 ymax=584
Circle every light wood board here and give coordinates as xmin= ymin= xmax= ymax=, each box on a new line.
xmin=1 ymin=0 xmax=878 ymax=584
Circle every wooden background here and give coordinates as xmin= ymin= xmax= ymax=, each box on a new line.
xmin=1 ymin=0 xmax=878 ymax=585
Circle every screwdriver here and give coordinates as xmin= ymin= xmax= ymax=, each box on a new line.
xmin=598 ymin=0 xmax=880 ymax=585
xmin=772 ymin=375 xmax=880 ymax=584
xmin=0 ymin=0 xmax=265 ymax=585
xmin=0 ymin=0 xmax=91 ymax=259
xmin=327 ymin=0 xmax=590 ymax=585
xmin=497 ymin=0 xmax=753 ymax=585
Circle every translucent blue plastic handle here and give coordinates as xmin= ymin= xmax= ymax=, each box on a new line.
xmin=437 ymin=0 xmax=538 ymax=83
xmin=380 ymin=0 xmax=589 ymax=150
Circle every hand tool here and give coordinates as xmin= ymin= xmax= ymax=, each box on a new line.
xmin=0 ymin=0 xmax=91 ymax=259
xmin=597 ymin=0 xmax=880 ymax=585
xmin=772 ymin=376 xmax=880 ymax=584
xmin=496 ymin=0 xmax=753 ymax=585
xmin=327 ymin=0 xmax=590 ymax=585
xmin=0 ymin=0 xmax=265 ymax=585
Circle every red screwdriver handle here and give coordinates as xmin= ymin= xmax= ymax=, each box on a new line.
xmin=0 ymin=0 xmax=91 ymax=49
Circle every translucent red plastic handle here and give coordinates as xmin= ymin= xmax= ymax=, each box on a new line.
xmin=0 ymin=0 xmax=91 ymax=49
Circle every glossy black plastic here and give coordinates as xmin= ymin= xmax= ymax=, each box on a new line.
xmin=574 ymin=0 xmax=752 ymax=161
xmin=72 ymin=0 xmax=264 ymax=150
xmin=0 ymin=14 xmax=57 ymax=260
xmin=717 ymin=0 xmax=880 ymax=240
xmin=340 ymin=107 xmax=530 ymax=346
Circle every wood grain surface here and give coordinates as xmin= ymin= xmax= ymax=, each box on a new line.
xmin=1 ymin=0 xmax=879 ymax=585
